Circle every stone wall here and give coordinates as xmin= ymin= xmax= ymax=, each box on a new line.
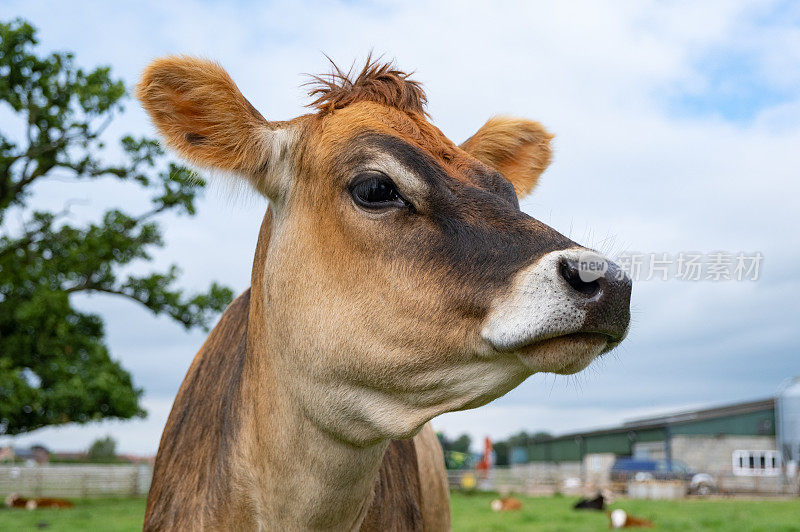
xmin=632 ymin=441 xmax=666 ymax=460
xmin=670 ymin=435 xmax=788 ymax=493
xmin=671 ymin=434 xmax=776 ymax=473
xmin=583 ymin=453 xmax=616 ymax=490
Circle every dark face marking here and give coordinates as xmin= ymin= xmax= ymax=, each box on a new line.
xmin=346 ymin=133 xmax=518 ymax=207
xmin=337 ymin=132 xmax=575 ymax=318
xmin=474 ymin=167 xmax=520 ymax=209
xmin=185 ymin=132 xmax=207 ymax=145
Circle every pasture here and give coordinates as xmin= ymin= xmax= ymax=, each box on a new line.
xmin=1 ymin=493 xmax=799 ymax=530
xmin=450 ymin=492 xmax=800 ymax=531
xmin=0 ymin=498 xmax=144 ymax=531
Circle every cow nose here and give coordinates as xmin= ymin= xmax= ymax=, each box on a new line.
xmin=481 ymin=248 xmax=632 ymax=357
xmin=559 ymin=258 xmax=601 ymax=297
xmin=558 ymin=252 xmax=632 ymax=343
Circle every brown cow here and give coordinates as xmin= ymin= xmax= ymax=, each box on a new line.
xmin=137 ymin=56 xmax=631 ymax=530
xmin=491 ymin=497 xmax=523 ymax=512
xmin=4 ymin=494 xmax=74 ymax=509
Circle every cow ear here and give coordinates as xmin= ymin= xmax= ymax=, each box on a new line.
xmin=460 ymin=116 xmax=553 ymax=199
xmin=136 ymin=56 xmax=296 ymax=199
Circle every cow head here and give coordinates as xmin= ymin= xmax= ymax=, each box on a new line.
xmin=137 ymin=57 xmax=631 ymax=445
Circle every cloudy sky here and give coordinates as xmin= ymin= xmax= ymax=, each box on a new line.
xmin=3 ymin=0 xmax=799 ymax=454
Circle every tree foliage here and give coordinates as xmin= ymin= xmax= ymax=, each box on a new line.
xmin=87 ymin=435 xmax=117 ymax=461
xmin=0 ymin=19 xmax=234 ymax=436
xmin=438 ymin=433 xmax=472 ymax=454
xmin=493 ymin=431 xmax=553 ymax=465
xmin=437 ymin=432 xmax=474 ymax=470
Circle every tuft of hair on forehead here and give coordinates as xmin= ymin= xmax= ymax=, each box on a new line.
xmin=306 ymin=54 xmax=427 ymax=116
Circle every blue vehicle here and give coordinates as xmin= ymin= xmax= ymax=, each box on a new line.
xmin=610 ymin=458 xmax=716 ymax=494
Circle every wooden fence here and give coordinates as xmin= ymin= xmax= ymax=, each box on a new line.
xmin=446 ymin=463 xmax=800 ymax=497
xmin=0 ymin=464 xmax=152 ymax=498
xmin=447 ymin=463 xmax=584 ymax=496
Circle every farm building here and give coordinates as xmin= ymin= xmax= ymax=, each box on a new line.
xmin=515 ymin=378 xmax=800 ymax=494
xmin=526 ymin=398 xmax=777 ymax=471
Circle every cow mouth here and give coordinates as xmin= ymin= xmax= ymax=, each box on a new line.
xmin=506 ymin=331 xmax=623 ymax=375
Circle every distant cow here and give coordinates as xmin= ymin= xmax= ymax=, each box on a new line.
xmin=5 ymin=494 xmax=73 ymax=510
xmin=491 ymin=497 xmax=523 ymax=512
xmin=573 ymin=494 xmax=606 ymax=511
xmin=609 ymin=509 xmax=654 ymax=528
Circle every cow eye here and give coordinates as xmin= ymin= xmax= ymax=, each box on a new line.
xmin=349 ymin=172 xmax=407 ymax=210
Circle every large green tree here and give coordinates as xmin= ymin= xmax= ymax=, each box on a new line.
xmin=0 ymin=19 xmax=234 ymax=436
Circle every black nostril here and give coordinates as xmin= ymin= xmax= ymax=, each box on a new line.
xmin=559 ymin=258 xmax=601 ymax=297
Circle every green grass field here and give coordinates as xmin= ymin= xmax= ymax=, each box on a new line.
xmin=450 ymin=492 xmax=800 ymax=531
xmin=0 ymin=498 xmax=145 ymax=531
xmin=0 ymin=493 xmax=798 ymax=531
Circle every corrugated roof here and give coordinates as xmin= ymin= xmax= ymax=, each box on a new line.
xmin=541 ymin=398 xmax=775 ymax=442
xmin=621 ymin=398 xmax=774 ymax=428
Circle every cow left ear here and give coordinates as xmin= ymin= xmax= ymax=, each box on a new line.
xmin=136 ymin=56 xmax=297 ymax=200
xmin=460 ymin=116 xmax=553 ymax=199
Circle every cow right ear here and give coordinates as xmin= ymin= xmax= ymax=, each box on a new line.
xmin=136 ymin=56 xmax=297 ymax=199
xmin=460 ymin=116 xmax=553 ymax=200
